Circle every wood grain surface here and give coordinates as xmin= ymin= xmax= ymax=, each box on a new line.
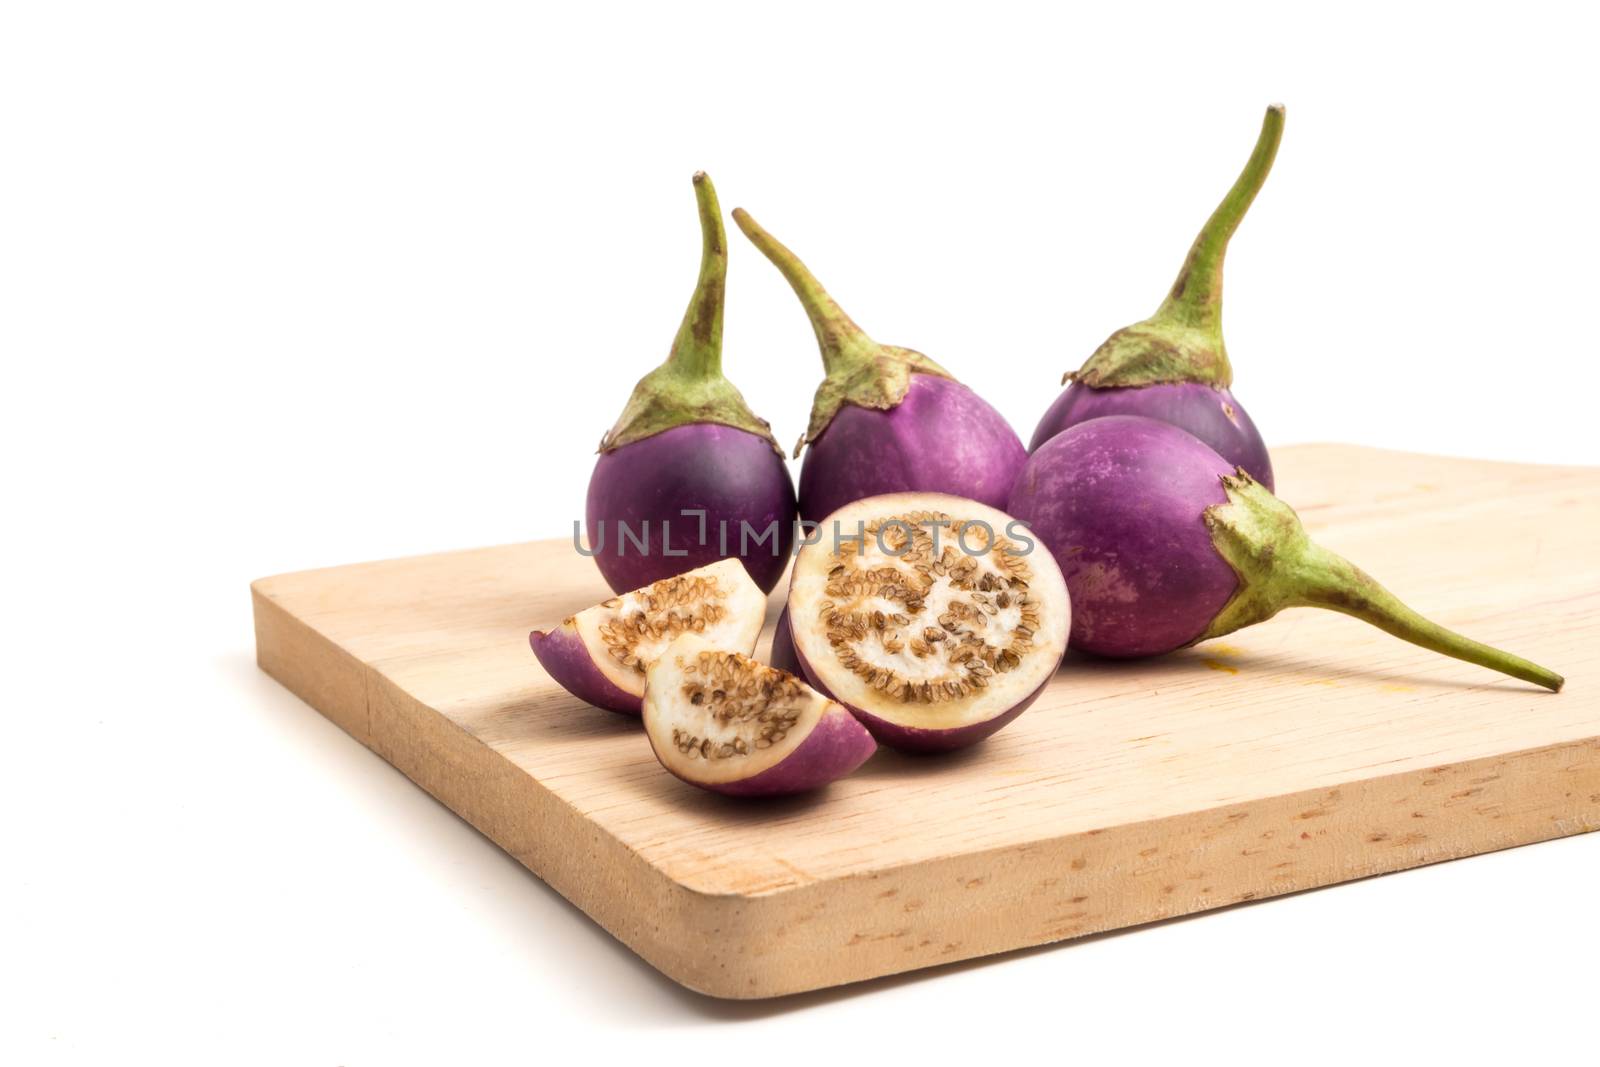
xmin=252 ymin=445 xmax=1599 ymax=998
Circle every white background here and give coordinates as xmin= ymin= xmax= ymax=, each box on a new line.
xmin=4 ymin=2 xmax=1597 ymax=1063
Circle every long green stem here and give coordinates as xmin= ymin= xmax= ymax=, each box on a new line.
xmin=1296 ymin=543 xmax=1564 ymax=691
xmin=665 ymin=171 xmax=727 ymax=379
xmin=596 ymin=173 xmax=780 ymax=455
xmin=1071 ymin=105 xmax=1285 ymax=389
xmin=1156 ymin=104 xmax=1284 ymax=331
xmin=731 ymin=207 xmax=876 ymax=375
xmin=1202 ymin=472 xmax=1564 ymax=692
xmin=733 ymin=204 xmax=956 ymax=453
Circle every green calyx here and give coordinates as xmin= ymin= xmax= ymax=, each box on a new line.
xmin=1198 ymin=470 xmax=1564 ymax=692
xmin=598 ymin=173 xmax=782 ymax=456
xmin=732 ymin=207 xmax=952 ymax=458
xmin=1070 ymin=104 xmax=1285 ymax=390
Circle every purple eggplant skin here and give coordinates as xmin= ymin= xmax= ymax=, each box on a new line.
xmin=1008 ymin=415 xmax=1239 ymax=658
xmin=528 ymin=626 xmax=641 ymax=715
xmin=797 ymin=374 xmax=1027 ymax=524
xmin=792 ymin=643 xmax=1053 ymax=754
xmin=655 ymin=702 xmax=876 ymax=798
xmin=1029 ymin=381 xmax=1273 ymax=492
xmin=769 ymin=607 xmax=801 ymax=675
xmin=587 ymin=423 xmax=796 ymax=594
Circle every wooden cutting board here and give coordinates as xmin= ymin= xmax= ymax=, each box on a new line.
xmin=252 ymin=445 xmax=1599 ymax=999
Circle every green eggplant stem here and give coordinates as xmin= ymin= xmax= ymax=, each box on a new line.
xmin=665 ymin=171 xmax=727 ymax=380
xmin=730 ymin=207 xmax=876 ymax=375
xmin=1158 ymin=104 xmax=1285 ymax=332
xmin=732 ymin=206 xmax=952 ymax=454
xmin=1201 ymin=471 xmax=1564 ymax=692
xmin=1071 ymin=104 xmax=1285 ymax=389
xmin=596 ymin=173 xmax=781 ymax=455
xmin=1295 ymin=542 xmax=1565 ymax=692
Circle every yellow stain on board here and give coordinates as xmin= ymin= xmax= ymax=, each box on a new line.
xmin=1203 ymin=659 xmax=1239 ymax=675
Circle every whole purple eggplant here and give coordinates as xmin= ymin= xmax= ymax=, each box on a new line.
xmin=1032 ymin=106 xmax=1284 ymax=489
xmin=732 ymin=207 xmax=1027 ymax=523
xmin=1008 ymin=415 xmax=1563 ymax=692
xmin=587 ymin=173 xmax=796 ymax=594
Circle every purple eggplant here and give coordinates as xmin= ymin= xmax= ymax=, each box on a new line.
xmin=1032 ymin=106 xmax=1285 ymax=489
xmin=587 ymin=173 xmax=797 ymax=594
xmin=732 ymin=207 xmax=1027 ymax=523
xmin=1008 ymin=415 xmax=1563 ymax=691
